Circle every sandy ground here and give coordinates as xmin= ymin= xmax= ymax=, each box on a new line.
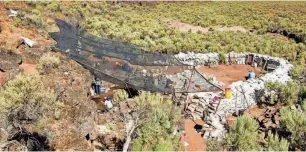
xmin=197 ymin=64 xmax=263 ymax=88
xmin=183 ymin=119 xmax=206 ymax=151
xmin=168 ymin=20 xmax=247 ymax=33
xmin=19 ymin=63 xmax=38 ymax=75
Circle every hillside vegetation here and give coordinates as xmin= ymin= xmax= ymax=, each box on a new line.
xmin=1 ymin=2 xmax=306 ymax=151
xmin=4 ymin=2 xmax=306 ymax=62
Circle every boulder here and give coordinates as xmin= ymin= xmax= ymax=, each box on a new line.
xmin=22 ymin=47 xmax=49 ymax=64
xmin=0 ymin=50 xmax=22 ymax=72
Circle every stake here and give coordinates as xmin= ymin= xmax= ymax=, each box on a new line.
xmin=183 ymin=66 xmax=195 ymax=111
xmin=240 ymin=85 xmax=249 ymax=108
xmin=214 ymin=96 xmax=222 ymax=114
xmin=235 ymin=90 xmax=238 ymax=115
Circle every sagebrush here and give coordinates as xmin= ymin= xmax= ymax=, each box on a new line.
xmin=38 ymin=53 xmax=60 ymax=73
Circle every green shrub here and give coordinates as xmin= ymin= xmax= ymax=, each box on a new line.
xmin=218 ymin=52 xmax=227 ymax=64
xmin=153 ymin=138 xmax=174 ymax=151
xmin=132 ymin=92 xmax=181 ymax=151
xmin=76 ymin=2 xmax=306 ymax=62
xmin=31 ymin=9 xmax=41 ymax=15
xmin=280 ymin=107 xmax=306 ymax=150
xmin=132 ymin=138 xmax=143 ymax=151
xmin=26 ymin=14 xmax=43 ymax=27
xmin=265 ymin=81 xmax=300 ymax=106
xmin=38 ymin=53 xmax=60 ymax=73
xmin=35 ymin=4 xmax=42 ymax=11
xmin=264 ymin=131 xmax=289 ymax=151
xmin=12 ymin=18 xmax=22 ymax=27
xmin=226 ymin=115 xmax=261 ymax=151
xmin=290 ymin=64 xmax=304 ymax=80
xmin=47 ymin=2 xmax=61 ymax=12
xmin=0 ymin=74 xmax=56 ymax=125
xmin=206 ymin=139 xmax=223 ymax=151
xmin=113 ymin=89 xmax=128 ymax=104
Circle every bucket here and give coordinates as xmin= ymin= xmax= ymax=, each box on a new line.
xmin=225 ymin=88 xmax=232 ymax=99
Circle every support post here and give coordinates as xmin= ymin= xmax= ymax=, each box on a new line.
xmin=183 ymin=66 xmax=195 ymax=111
xmin=240 ymin=85 xmax=249 ymax=108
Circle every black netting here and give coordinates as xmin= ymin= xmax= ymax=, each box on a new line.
xmin=49 ymin=19 xmax=222 ymax=93
xmin=50 ymin=19 xmax=183 ymax=66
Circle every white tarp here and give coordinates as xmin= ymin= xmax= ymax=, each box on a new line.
xmin=9 ymin=9 xmax=17 ymax=17
xmin=21 ymin=37 xmax=36 ymax=47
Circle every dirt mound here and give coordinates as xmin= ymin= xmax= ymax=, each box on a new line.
xmin=168 ymin=20 xmax=247 ymax=33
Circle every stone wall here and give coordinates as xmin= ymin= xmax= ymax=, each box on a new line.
xmin=175 ymin=52 xmax=293 ymax=140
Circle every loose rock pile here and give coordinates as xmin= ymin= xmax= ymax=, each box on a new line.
xmin=175 ymin=52 xmax=219 ymax=66
xmin=0 ymin=49 xmax=22 ymax=72
xmin=257 ymin=107 xmax=281 ymax=133
xmin=185 ymin=93 xmax=226 ymax=140
xmin=202 ymin=114 xmax=226 ymax=140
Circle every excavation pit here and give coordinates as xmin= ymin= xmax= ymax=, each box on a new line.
xmin=197 ymin=64 xmax=264 ymax=88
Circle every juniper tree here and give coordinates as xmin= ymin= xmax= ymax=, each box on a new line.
xmin=280 ymin=107 xmax=306 ymax=150
xmin=124 ymin=92 xmax=181 ymax=151
xmin=264 ymin=131 xmax=289 ymax=151
xmin=226 ymin=115 xmax=261 ymax=151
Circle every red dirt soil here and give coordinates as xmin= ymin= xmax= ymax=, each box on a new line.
xmin=183 ymin=119 xmax=206 ymax=151
xmin=197 ymin=64 xmax=263 ymax=88
xmin=19 ymin=63 xmax=38 ymax=75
